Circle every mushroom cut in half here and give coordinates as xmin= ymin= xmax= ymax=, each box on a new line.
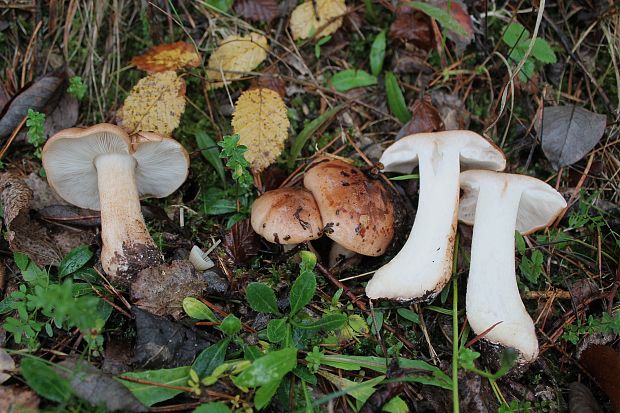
xmin=251 ymin=188 xmax=323 ymax=246
xmin=42 ymin=124 xmax=189 ymax=284
xmin=459 ymin=170 xmax=567 ymax=362
xmin=366 ymin=131 xmax=506 ymax=301
xmin=303 ymin=157 xmax=395 ymax=258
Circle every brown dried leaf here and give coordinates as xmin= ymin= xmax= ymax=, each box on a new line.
xmin=251 ymin=65 xmax=286 ymax=97
xmin=39 ymin=205 xmax=101 ymax=227
xmin=429 ymin=0 xmax=474 ymax=53
xmin=568 ymin=382 xmax=603 ymax=413
xmin=432 ymin=90 xmax=470 ymax=130
xmin=131 ymin=41 xmax=201 ymax=73
xmin=206 ymin=33 xmax=269 ymax=90
xmin=116 ymin=71 xmax=186 ymax=136
xmin=389 ymin=5 xmax=434 ymax=50
xmin=396 ymin=96 xmax=445 ymax=139
xmin=232 ymin=88 xmax=289 ymax=172
xmin=579 ymin=345 xmax=620 ymax=412
xmin=290 ymin=0 xmax=347 ymax=40
xmin=223 ymin=218 xmax=260 ymax=265
xmin=0 ymin=386 xmax=39 ymax=413
xmin=234 ymin=0 xmax=280 ymax=22
xmin=130 ymin=260 xmax=210 ymax=319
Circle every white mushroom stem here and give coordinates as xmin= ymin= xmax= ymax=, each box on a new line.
xmin=95 ymin=153 xmax=161 ymax=277
xmin=366 ymin=145 xmax=459 ymax=300
xmin=466 ymin=184 xmax=538 ymax=362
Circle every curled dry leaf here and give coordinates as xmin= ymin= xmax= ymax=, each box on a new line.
xmin=232 ymin=88 xmax=289 ymax=172
xmin=223 ymin=218 xmax=260 ymax=265
xmin=131 ymin=41 xmax=201 ymax=73
xmin=206 ymin=33 xmax=268 ymax=90
xmin=536 ymin=105 xmax=606 ymax=169
xmin=290 ymin=0 xmax=347 ymax=40
xmin=389 ymin=5 xmax=434 ymax=50
xmin=234 ymin=0 xmax=280 ymax=22
xmin=116 ymin=71 xmax=186 ymax=136
xmin=396 ymin=96 xmax=445 ymax=139
xmin=0 ymin=348 xmax=15 ymax=384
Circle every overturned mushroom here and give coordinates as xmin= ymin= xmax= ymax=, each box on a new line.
xmin=459 ymin=170 xmax=567 ymax=362
xmin=366 ymin=131 xmax=505 ymax=301
xmin=251 ymin=187 xmax=323 ymax=247
xmin=303 ymin=157 xmax=395 ymax=262
xmin=42 ymin=124 xmax=189 ymax=284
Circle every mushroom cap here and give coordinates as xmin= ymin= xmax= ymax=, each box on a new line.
xmin=251 ymin=188 xmax=323 ymax=244
xmin=380 ymin=130 xmax=506 ymax=174
xmin=303 ymin=157 xmax=394 ymax=256
xmin=42 ymin=124 xmax=190 ymax=210
xmin=459 ymin=170 xmax=567 ymax=234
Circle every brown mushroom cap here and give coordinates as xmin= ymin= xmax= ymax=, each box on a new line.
xmin=303 ymin=157 xmax=394 ymax=256
xmin=251 ymin=188 xmax=323 ymax=244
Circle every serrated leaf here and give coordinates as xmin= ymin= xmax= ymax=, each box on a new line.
xmin=231 ymin=88 xmax=289 ymax=172
xmin=233 ymin=347 xmax=297 ymax=387
xmin=330 ymin=69 xmax=377 ymax=92
xmin=536 ymin=105 xmax=607 ymax=169
xmin=531 ymin=38 xmax=557 ymax=64
xmin=193 ymin=338 xmax=230 ymax=377
xmin=131 ymin=42 xmax=201 ymax=73
xmin=370 ymin=30 xmax=386 ymax=77
xmin=120 ymin=366 xmax=190 ymax=407
xmin=290 ymin=0 xmax=347 ymax=40
xmin=206 ymin=34 xmax=268 ymax=90
xmin=183 ymin=297 xmax=218 ymax=322
xmin=58 ymin=245 xmax=93 ymax=278
xmin=246 ymin=282 xmax=279 ymax=314
xmin=502 ymin=22 xmax=530 ymax=48
xmin=267 ymin=318 xmax=288 ymax=343
xmin=21 ymin=358 xmax=72 ymax=403
xmin=298 ymin=313 xmax=347 ymax=331
xmin=289 ymin=271 xmax=316 ymax=316
xmin=385 ymin=72 xmax=411 ymax=123
xmin=196 ymin=131 xmax=226 ymax=186
xmin=116 ymin=71 xmax=186 ymax=136
xmin=288 ymin=105 xmax=344 ymax=167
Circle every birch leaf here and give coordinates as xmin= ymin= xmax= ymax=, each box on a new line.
xmin=290 ymin=0 xmax=347 ymax=40
xmin=131 ymin=42 xmax=201 ymax=73
xmin=116 ymin=71 xmax=186 ymax=136
xmin=206 ymin=33 xmax=269 ymax=90
xmin=231 ymin=88 xmax=289 ymax=172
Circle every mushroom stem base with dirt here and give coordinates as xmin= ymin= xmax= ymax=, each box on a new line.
xmin=465 ymin=180 xmax=538 ymax=362
xmin=366 ymin=147 xmax=459 ymax=301
xmin=95 ymin=153 xmax=162 ymax=282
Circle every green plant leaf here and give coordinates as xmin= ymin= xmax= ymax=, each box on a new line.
xmin=397 ymin=308 xmax=420 ymax=324
xmin=193 ymin=338 xmax=230 ymax=377
xmin=369 ymin=30 xmax=386 ymax=77
xmin=330 ymin=69 xmax=377 ymax=92
xmin=254 ymin=379 xmax=281 ymax=410
xmin=233 ymin=347 xmax=297 ymax=387
xmin=120 ymin=366 xmax=190 ymax=406
xmin=204 ymin=0 xmax=233 ymax=13
xmin=289 ymin=271 xmax=317 ymax=316
xmin=246 ymin=283 xmax=279 ymax=314
xmin=502 ymin=22 xmax=530 ymax=48
xmin=267 ymin=318 xmax=288 ymax=343
xmin=219 ymin=314 xmax=241 ymax=336
xmin=298 ymin=313 xmax=348 ymax=331
xmin=58 ymin=245 xmax=93 ymax=278
xmin=193 ymin=403 xmax=232 ymax=413
xmin=20 ymin=358 xmax=72 ymax=403
xmin=183 ymin=297 xmax=218 ymax=322
xmin=315 ymin=35 xmax=332 ymax=59
xmin=408 ymin=1 xmax=467 ymax=37
xmin=385 ymin=72 xmax=411 ymax=123
xmin=196 ymin=131 xmax=227 ymax=186
xmin=288 ymin=105 xmax=343 ymax=167
xmin=531 ymin=38 xmax=557 ymax=64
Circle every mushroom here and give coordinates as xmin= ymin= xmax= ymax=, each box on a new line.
xmin=458 ymin=170 xmax=566 ymax=361
xmin=365 ymin=131 xmax=506 ymax=301
xmin=251 ymin=187 xmax=323 ymax=247
xmin=42 ymin=124 xmax=189 ymax=284
xmin=303 ymin=157 xmax=395 ymax=262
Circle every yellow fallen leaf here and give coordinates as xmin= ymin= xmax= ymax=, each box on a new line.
xmin=131 ymin=41 xmax=201 ymax=73
xmin=116 ymin=71 xmax=186 ymax=137
xmin=206 ymin=33 xmax=269 ymax=90
xmin=232 ymin=88 xmax=289 ymax=172
xmin=290 ymin=0 xmax=347 ymax=40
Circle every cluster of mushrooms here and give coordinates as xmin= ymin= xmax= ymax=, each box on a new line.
xmin=252 ymin=130 xmax=567 ymax=363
